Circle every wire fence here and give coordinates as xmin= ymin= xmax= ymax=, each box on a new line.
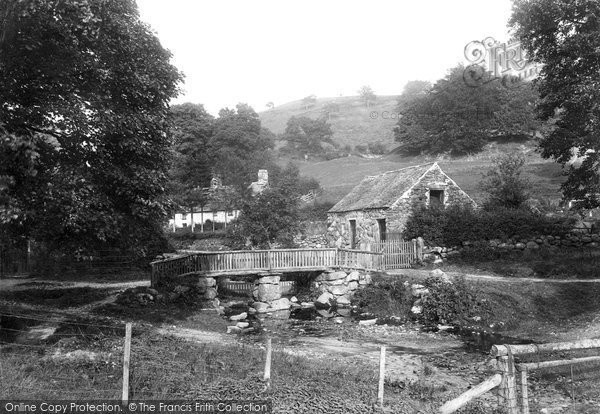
xmin=0 ymin=311 xmax=389 ymax=410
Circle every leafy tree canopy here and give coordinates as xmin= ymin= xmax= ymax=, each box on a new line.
xmin=211 ymin=103 xmax=275 ymax=192
xmin=281 ymin=116 xmax=335 ymax=157
xmin=227 ymin=163 xmax=313 ymax=249
xmin=0 ymin=0 xmax=182 ymax=256
xmin=510 ymin=0 xmax=600 ymax=208
xmin=393 ymin=65 xmax=540 ymax=156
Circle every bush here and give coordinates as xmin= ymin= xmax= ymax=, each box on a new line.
xmin=420 ymin=276 xmax=490 ymax=326
xmin=403 ymin=205 xmax=574 ymax=246
xmin=351 ymin=279 xmax=413 ymax=318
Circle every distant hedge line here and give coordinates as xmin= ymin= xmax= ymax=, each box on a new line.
xmin=402 ymin=206 xmax=576 ymax=247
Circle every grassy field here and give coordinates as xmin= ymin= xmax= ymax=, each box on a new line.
xmin=259 ymin=95 xmax=400 ymax=151
xmin=293 ymin=142 xmax=564 ymax=204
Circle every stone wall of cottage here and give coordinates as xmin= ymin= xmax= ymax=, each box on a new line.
xmin=327 ymin=167 xmax=476 ymax=249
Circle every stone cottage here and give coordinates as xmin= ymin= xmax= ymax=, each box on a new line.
xmin=327 ymin=162 xmax=476 ymax=249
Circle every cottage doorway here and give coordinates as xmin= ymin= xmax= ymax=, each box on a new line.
xmin=376 ymin=218 xmax=387 ymax=242
xmin=349 ymin=219 xmax=357 ymax=249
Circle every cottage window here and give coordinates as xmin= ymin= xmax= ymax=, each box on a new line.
xmin=429 ymin=189 xmax=444 ymax=208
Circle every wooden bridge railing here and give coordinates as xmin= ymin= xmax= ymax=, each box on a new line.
xmin=151 ymin=248 xmax=382 ymax=286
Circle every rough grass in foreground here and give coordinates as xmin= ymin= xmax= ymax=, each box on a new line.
xmin=0 ymin=328 xmax=459 ymax=413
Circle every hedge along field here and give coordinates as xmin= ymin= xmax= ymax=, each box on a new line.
xmin=402 ymin=205 xmax=575 ymax=247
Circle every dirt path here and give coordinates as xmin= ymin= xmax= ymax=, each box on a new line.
xmin=387 ymin=268 xmax=600 ymax=283
xmin=0 ymin=276 xmax=149 ymax=291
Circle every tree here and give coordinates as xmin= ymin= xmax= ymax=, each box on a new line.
xmin=211 ymin=103 xmax=275 ymax=191
xmin=510 ymin=0 xmax=600 ymax=208
xmin=281 ymin=116 xmax=335 ymax=157
xmin=393 ymin=65 xmax=539 ymax=155
xmin=480 ymin=152 xmax=531 ymax=210
xmin=0 ymin=0 xmax=182 ymax=258
xmin=227 ymin=163 xmax=313 ymax=248
xmin=358 ymin=85 xmax=376 ymax=107
xmin=266 ymin=102 xmax=275 ymax=110
xmin=401 ymin=80 xmax=431 ymax=99
xmin=169 ymin=103 xmax=214 ymax=232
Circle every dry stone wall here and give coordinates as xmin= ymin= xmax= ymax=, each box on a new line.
xmin=427 ymin=233 xmax=600 ymax=260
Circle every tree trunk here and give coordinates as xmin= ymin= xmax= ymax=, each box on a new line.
xmin=200 ymin=206 xmax=204 ymax=233
xmin=190 ymin=206 xmax=195 ymax=232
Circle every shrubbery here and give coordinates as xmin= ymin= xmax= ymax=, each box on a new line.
xmin=420 ymin=276 xmax=490 ymax=326
xmin=403 ymin=205 xmax=574 ymax=246
xmin=352 ymin=279 xmax=413 ymax=318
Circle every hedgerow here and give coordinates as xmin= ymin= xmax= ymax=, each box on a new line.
xmin=402 ymin=205 xmax=574 ymax=246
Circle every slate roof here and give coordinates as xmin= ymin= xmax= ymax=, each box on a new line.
xmin=328 ymin=163 xmax=435 ymax=213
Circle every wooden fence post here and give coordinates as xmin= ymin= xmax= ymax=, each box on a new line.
xmin=122 ymin=323 xmax=132 ymax=405
xmin=520 ymin=369 xmax=530 ymax=414
xmin=378 ymin=345 xmax=386 ymax=407
xmin=497 ymin=356 xmax=518 ymax=414
xmin=417 ymin=237 xmax=424 ymax=263
xmin=264 ymin=338 xmax=272 ymax=389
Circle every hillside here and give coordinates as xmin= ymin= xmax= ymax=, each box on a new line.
xmin=259 ymin=95 xmax=399 ymax=151
xmin=291 ymin=142 xmax=565 ymax=205
xmin=264 ymin=97 xmax=564 ymax=207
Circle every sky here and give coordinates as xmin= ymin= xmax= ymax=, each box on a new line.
xmin=137 ymin=0 xmax=514 ymax=115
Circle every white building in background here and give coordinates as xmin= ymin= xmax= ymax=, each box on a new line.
xmin=168 ymin=170 xmax=269 ymax=232
xmin=170 ymin=208 xmax=240 ymax=230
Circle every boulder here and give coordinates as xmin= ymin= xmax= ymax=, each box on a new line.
xmin=197 ymin=277 xmax=216 ymax=288
xmin=269 ymin=298 xmax=291 ymax=311
xmin=256 ymin=275 xmax=280 ymax=284
xmin=253 ymin=284 xmax=281 ymax=302
xmin=316 ymin=271 xmax=347 ymax=282
xmin=329 ymin=285 xmax=349 ymax=296
xmin=411 ymin=305 xmax=423 ymax=315
xmin=235 ymin=322 xmax=250 ymax=329
xmin=358 ymin=273 xmax=372 ymax=285
xmin=229 ymin=312 xmax=247 ymax=321
xmin=526 ymin=241 xmax=539 ymax=249
xmin=358 ymin=319 xmax=377 ymax=326
xmin=346 ymin=271 xmax=360 ymax=282
xmin=203 ymin=288 xmax=218 ymax=300
xmin=300 ymin=302 xmax=315 ymax=309
xmin=252 ymin=302 xmax=270 ymax=313
xmin=347 ymin=281 xmax=359 ymax=291
xmin=411 ymin=284 xmax=428 ymax=297
xmin=290 ymin=296 xmax=298 ymax=303
xmin=336 ymin=296 xmax=351 ymax=306
xmin=226 ymin=326 xmax=242 ymax=334
xmin=316 ymin=292 xmax=334 ymax=307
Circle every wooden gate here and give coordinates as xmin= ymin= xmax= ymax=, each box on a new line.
xmin=370 ymin=239 xmax=418 ymax=269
